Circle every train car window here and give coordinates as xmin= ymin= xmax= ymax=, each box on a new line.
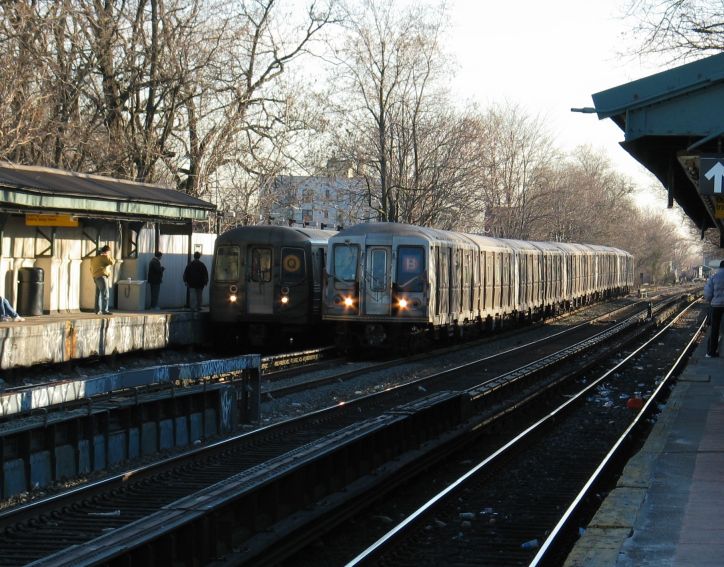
xmin=333 ymin=244 xmax=359 ymax=285
xmin=250 ymin=248 xmax=272 ymax=282
xmin=214 ymin=245 xmax=240 ymax=281
xmin=281 ymin=248 xmax=305 ymax=284
xmin=397 ymin=246 xmax=424 ymax=292
xmin=370 ymin=249 xmax=388 ymax=291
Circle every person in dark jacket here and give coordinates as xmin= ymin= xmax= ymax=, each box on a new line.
xmin=183 ymin=251 xmax=209 ymax=312
xmin=704 ymin=259 xmax=724 ymax=358
xmin=147 ymin=251 xmax=165 ymax=310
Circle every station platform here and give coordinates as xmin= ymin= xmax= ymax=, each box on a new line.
xmin=565 ymin=337 xmax=724 ymax=566
xmin=0 ymin=309 xmax=207 ymax=370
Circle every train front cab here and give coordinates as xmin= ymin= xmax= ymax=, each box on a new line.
xmin=211 ymin=226 xmax=330 ymax=347
xmin=325 ymin=228 xmax=432 ymax=347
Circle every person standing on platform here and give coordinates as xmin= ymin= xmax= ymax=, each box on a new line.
xmin=704 ymin=259 xmax=724 ymax=358
xmin=90 ymin=245 xmax=115 ymax=315
xmin=0 ymin=296 xmax=24 ymax=321
xmin=183 ymin=251 xmax=209 ymax=312
xmin=147 ymin=251 xmax=165 ymax=310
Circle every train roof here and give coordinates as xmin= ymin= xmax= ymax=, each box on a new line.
xmin=217 ymin=224 xmax=336 ymax=246
xmin=332 ymin=223 xmax=632 ymax=257
xmin=586 ymin=243 xmax=632 ymax=256
xmin=336 ymin=222 xmax=447 ymax=239
xmin=337 ymin=223 xmax=507 ymax=247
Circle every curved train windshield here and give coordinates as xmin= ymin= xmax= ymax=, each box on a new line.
xmin=214 ymin=245 xmax=240 ymax=281
xmin=333 ymin=244 xmax=359 ymax=285
xmin=396 ymin=246 xmax=424 ymax=292
xmin=251 ymin=248 xmax=272 ymax=282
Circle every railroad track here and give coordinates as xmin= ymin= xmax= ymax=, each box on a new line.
xmin=0 ymin=295 xmax=639 ymax=419
xmin=2 ymin=286 xmax=697 ymax=417
xmin=262 ymin=294 xmax=663 ymax=398
xmin=342 ymin=299 xmax=705 ymax=566
xmin=0 ymin=293 xmax=691 ymax=565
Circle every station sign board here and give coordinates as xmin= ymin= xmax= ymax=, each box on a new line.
xmin=715 ymin=197 xmax=724 ymax=219
xmin=25 ymin=214 xmax=79 ymax=227
xmin=699 ymin=155 xmax=724 ymax=196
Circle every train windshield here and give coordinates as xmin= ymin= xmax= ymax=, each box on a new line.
xmin=369 ymin=249 xmax=388 ymax=291
xmin=214 ymin=245 xmax=241 ymax=281
xmin=396 ymin=246 xmax=425 ymax=292
xmin=333 ymin=244 xmax=359 ymax=285
xmin=250 ymin=248 xmax=272 ymax=282
xmin=282 ymin=248 xmax=305 ymax=284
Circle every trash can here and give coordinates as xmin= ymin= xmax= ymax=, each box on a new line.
xmin=117 ymin=279 xmax=147 ymax=311
xmin=17 ymin=267 xmax=44 ymax=316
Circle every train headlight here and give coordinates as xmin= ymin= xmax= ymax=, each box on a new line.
xmin=280 ymin=295 xmax=289 ymax=304
xmin=343 ymin=296 xmax=354 ymax=307
xmin=398 ymin=298 xmax=408 ymax=310
xmin=229 ymin=294 xmax=237 ymax=303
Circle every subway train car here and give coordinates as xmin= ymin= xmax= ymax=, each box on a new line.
xmin=210 ymin=225 xmax=334 ymax=348
xmin=323 ymin=222 xmax=633 ymax=349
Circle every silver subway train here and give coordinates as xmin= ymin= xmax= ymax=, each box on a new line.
xmin=323 ymin=223 xmax=634 ymax=348
xmin=210 ymin=225 xmax=334 ymax=347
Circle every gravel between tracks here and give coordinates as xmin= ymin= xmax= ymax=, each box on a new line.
xmin=0 ymin=298 xmax=637 ymax=510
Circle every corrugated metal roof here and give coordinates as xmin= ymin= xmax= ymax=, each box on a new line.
xmin=0 ymin=161 xmax=215 ymax=221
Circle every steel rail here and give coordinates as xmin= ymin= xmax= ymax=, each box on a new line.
xmin=0 ymin=296 xmax=682 ymax=565
xmin=264 ymin=297 xmax=659 ymax=398
xmin=529 ymin=302 xmax=706 ymax=566
xmin=0 ymin=296 xmax=666 ymax=528
xmin=345 ymin=297 xmax=700 ymax=566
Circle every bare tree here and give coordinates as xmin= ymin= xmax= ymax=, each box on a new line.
xmin=0 ymin=0 xmax=339 ymax=230
xmin=473 ymin=104 xmax=559 ymax=239
xmin=532 ymin=146 xmax=637 ymax=244
xmin=329 ymin=0 xmax=453 ymax=222
xmin=0 ymin=2 xmax=67 ymax=164
xmin=624 ymin=0 xmax=724 ymax=60
xmin=166 ymin=0 xmax=338 ymax=200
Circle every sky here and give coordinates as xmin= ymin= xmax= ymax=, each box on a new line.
xmin=445 ymin=0 xmax=670 ymax=209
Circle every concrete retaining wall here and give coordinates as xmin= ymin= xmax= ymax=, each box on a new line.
xmin=1 ymin=384 xmax=237 ymax=499
xmin=0 ymin=311 xmax=206 ymax=369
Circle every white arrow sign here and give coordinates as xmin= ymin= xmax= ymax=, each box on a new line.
xmin=704 ymin=161 xmax=724 ymax=194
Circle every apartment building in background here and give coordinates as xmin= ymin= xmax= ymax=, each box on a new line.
xmin=260 ymin=160 xmax=376 ymax=229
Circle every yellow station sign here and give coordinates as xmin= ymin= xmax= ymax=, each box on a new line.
xmin=716 ymin=198 xmax=724 ymax=219
xmin=25 ymin=214 xmax=79 ymax=227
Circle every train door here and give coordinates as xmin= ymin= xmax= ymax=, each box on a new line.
xmin=473 ymin=251 xmax=481 ymax=314
xmin=542 ymin=254 xmax=548 ymax=304
xmin=518 ymin=252 xmax=526 ymax=308
xmin=506 ymin=253 xmax=512 ymax=308
xmin=247 ymin=245 xmax=273 ymax=314
xmin=461 ymin=250 xmax=470 ymax=314
xmin=498 ymin=252 xmax=508 ymax=309
xmin=491 ymin=252 xmax=499 ymax=309
xmin=527 ymin=252 xmax=538 ymax=309
xmin=437 ymin=247 xmax=450 ymax=318
xmin=484 ymin=252 xmax=493 ymax=312
xmin=364 ymin=246 xmax=391 ymax=315
xmin=450 ymin=248 xmax=462 ymax=315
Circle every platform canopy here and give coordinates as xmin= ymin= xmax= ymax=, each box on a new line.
xmin=589 ymin=52 xmax=724 ymax=247
xmin=0 ymin=161 xmax=215 ymax=223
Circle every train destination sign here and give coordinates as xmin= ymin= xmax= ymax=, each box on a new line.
xmin=699 ymin=156 xmax=724 ymax=196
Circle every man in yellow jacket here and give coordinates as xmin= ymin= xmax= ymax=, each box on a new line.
xmin=90 ymin=245 xmax=115 ymax=315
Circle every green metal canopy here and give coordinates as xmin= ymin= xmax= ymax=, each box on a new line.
xmin=0 ymin=161 xmax=215 ymax=222
xmin=590 ymin=52 xmax=724 ymax=247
